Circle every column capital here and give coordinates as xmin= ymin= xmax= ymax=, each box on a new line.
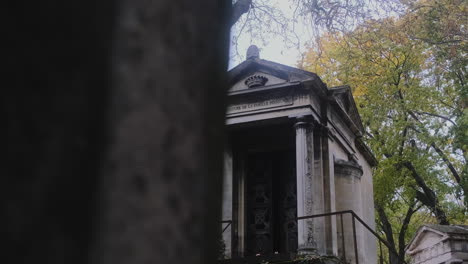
xmin=294 ymin=115 xmax=315 ymax=128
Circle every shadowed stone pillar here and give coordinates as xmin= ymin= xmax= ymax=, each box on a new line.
xmin=92 ymin=1 xmax=231 ymax=263
xmin=4 ymin=1 xmax=230 ymax=264
xmin=295 ymin=117 xmax=317 ymax=254
xmin=222 ymin=144 xmax=233 ymax=257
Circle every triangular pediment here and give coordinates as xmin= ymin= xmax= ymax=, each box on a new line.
xmin=329 ymin=86 xmax=365 ymax=134
xmin=228 ymin=58 xmax=319 ymax=92
xmin=230 ymin=71 xmax=288 ymax=92
xmin=406 ymin=226 xmax=448 ymax=255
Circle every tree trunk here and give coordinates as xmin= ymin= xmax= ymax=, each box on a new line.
xmin=404 ymin=162 xmax=450 ymax=225
xmin=3 ymin=1 xmax=230 ymax=264
xmin=397 ymin=201 xmax=419 ymax=263
xmin=376 ymin=204 xmax=399 ymax=264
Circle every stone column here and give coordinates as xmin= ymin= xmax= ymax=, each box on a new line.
xmin=319 ymin=126 xmax=338 ymax=256
xmin=295 ymin=117 xmax=317 ymax=254
xmin=222 ymin=145 xmax=233 ymax=258
xmin=334 ymin=159 xmax=364 ymax=263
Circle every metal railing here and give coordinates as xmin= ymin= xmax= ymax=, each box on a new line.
xmin=219 ymin=210 xmax=407 ymax=264
xmin=296 ymin=210 xmax=408 ymax=264
xmin=221 ymin=220 xmax=232 ymax=234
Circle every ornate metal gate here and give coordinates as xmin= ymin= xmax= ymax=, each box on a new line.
xmin=245 ymin=151 xmax=297 ymax=256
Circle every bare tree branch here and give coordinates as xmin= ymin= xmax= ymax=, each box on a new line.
xmin=408 ymin=110 xmax=462 ymax=184
xmin=413 ymin=111 xmax=457 ymax=126
xmin=431 ymin=142 xmax=462 ymax=183
xmin=404 ymin=161 xmax=449 ymax=225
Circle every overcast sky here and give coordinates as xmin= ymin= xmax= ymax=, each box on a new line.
xmin=228 ymin=33 xmax=306 ymax=69
xmin=228 ymin=0 xmax=314 ymax=69
xmin=227 ymin=0 xmax=394 ymax=70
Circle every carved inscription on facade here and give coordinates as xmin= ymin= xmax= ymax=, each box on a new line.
xmin=227 ymin=96 xmax=293 ymax=115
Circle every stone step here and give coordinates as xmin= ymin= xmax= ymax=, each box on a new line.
xmin=220 ymin=254 xmax=347 ymax=264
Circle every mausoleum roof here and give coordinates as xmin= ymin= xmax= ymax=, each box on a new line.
xmin=228 ymin=57 xmax=318 ymax=83
xmin=227 ymin=50 xmax=364 ymax=134
xmin=423 ymin=224 xmax=468 ymax=235
xmin=226 ymin=46 xmax=376 ymax=166
xmin=406 ymin=224 xmax=468 ymax=255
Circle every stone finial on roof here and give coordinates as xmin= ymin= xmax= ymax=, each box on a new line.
xmin=246 ymin=45 xmax=259 ymax=59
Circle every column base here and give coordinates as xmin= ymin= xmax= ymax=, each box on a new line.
xmin=297 ymin=244 xmax=318 ymax=256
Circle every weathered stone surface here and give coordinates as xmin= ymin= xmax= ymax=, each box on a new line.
xmin=222 ymin=147 xmax=234 ymax=257
xmin=295 ymin=118 xmax=323 ymax=255
xmin=92 ymin=1 xmax=231 ymax=264
xmin=406 ymin=224 xmax=468 ymax=264
xmin=222 ymin=50 xmax=377 ymax=263
xmin=4 ymin=1 xmax=230 ymax=264
xmin=334 ymin=159 xmax=364 ymax=264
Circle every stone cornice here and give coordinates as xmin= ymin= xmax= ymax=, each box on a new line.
xmin=328 ymin=86 xmax=365 ymax=137
xmin=355 ymin=137 xmax=378 ymax=167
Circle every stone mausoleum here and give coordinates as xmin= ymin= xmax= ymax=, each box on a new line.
xmin=221 ymin=46 xmax=377 ymax=263
xmin=406 ymin=225 xmax=468 ymax=264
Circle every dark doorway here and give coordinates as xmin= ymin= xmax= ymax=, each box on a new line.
xmin=244 ymin=150 xmax=297 ymax=256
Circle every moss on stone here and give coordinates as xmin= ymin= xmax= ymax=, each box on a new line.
xmin=258 ymin=255 xmax=347 ymax=264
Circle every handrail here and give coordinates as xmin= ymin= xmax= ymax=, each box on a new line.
xmin=221 ymin=220 xmax=232 ymax=234
xmin=219 ymin=211 xmax=407 ymax=264
xmin=295 ymin=210 xmax=408 ymax=264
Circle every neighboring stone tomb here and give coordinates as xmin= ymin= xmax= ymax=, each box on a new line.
xmin=221 ymin=46 xmax=378 ymax=263
xmin=406 ymin=225 xmax=468 ymax=264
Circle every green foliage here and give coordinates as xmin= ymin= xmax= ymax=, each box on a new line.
xmin=254 ymin=255 xmax=347 ymax=264
xmin=300 ymin=0 xmax=466 ymax=261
